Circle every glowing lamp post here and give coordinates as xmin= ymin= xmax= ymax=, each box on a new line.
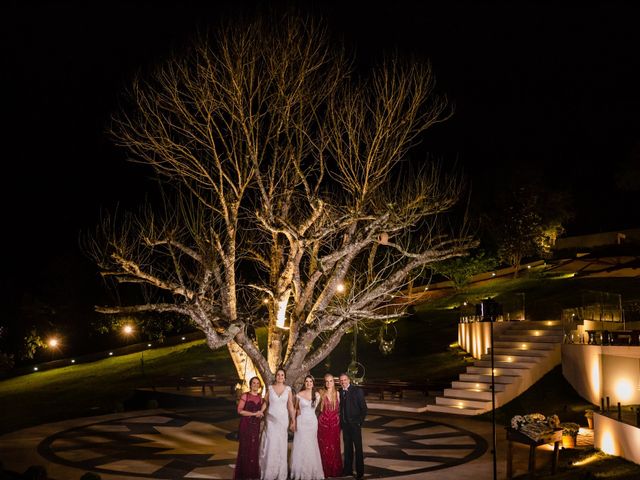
xmin=47 ymin=337 xmax=61 ymax=360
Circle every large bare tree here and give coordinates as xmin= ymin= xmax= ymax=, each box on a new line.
xmin=87 ymin=15 xmax=474 ymax=387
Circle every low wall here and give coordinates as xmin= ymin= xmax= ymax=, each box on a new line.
xmin=594 ymin=413 xmax=640 ymax=464
xmin=562 ymin=344 xmax=640 ymax=406
xmin=458 ymin=321 xmax=511 ymax=359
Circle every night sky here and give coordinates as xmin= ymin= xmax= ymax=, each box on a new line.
xmin=3 ymin=1 xmax=640 ymax=354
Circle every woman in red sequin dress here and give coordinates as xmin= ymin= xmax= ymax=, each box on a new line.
xmin=234 ymin=376 xmax=264 ymax=480
xmin=317 ymin=373 xmax=343 ymax=477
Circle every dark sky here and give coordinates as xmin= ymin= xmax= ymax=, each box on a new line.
xmin=2 ymin=0 xmax=640 ymax=351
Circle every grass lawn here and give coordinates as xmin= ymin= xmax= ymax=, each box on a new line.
xmin=415 ymin=272 xmax=640 ymax=321
xmin=0 ymin=341 xmax=234 ymax=435
xmin=0 ymin=309 xmax=466 ymax=434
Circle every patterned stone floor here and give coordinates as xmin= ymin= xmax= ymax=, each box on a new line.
xmin=0 ymin=406 xmax=488 ymax=479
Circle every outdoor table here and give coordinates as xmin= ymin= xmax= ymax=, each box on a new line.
xmin=505 ymin=427 xmax=562 ymax=479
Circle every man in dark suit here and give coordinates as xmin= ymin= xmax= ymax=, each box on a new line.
xmin=339 ymin=372 xmax=368 ymax=479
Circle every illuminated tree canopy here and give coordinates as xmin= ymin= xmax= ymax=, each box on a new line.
xmin=87 ymin=15 xmax=474 ymax=387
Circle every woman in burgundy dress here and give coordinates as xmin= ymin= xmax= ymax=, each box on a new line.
xmin=317 ymin=373 xmax=343 ymax=477
xmin=234 ymin=376 xmax=264 ymax=480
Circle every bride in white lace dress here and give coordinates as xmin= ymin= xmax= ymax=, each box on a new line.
xmin=290 ymin=375 xmax=325 ymax=480
xmin=259 ymin=368 xmax=296 ymax=480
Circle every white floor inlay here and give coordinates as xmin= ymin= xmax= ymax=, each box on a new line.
xmin=383 ymin=418 xmax=423 ymax=428
xmin=97 ymin=458 xmax=171 ymax=474
xmin=184 ymin=465 xmax=235 ymax=478
xmin=132 ymin=421 xmax=237 ymax=458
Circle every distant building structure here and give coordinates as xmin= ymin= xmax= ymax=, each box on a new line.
xmin=554 ymin=228 xmax=640 ymax=251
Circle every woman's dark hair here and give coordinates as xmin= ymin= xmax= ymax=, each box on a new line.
xmin=248 ymin=376 xmax=262 ymax=392
xmin=304 ymin=374 xmax=317 ymax=407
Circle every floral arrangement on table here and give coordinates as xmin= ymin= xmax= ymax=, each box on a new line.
xmin=510 ymin=413 xmax=561 ymax=441
xmin=560 ymin=422 xmax=581 ymax=437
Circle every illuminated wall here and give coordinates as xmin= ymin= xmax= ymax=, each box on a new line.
xmin=594 ymin=413 xmax=640 ymax=464
xmin=562 ymin=345 xmax=640 ymax=406
xmin=458 ymin=322 xmax=511 ymax=359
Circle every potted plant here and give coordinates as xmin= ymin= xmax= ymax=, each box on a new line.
xmin=560 ymin=422 xmax=580 ymax=448
xmin=584 ymin=409 xmax=595 ymax=429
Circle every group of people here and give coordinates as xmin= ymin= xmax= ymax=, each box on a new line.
xmin=233 ymin=369 xmax=368 ymax=480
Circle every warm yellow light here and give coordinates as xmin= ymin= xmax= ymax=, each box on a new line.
xmin=463 ymin=301 xmax=468 ymax=306
xmin=276 ymin=290 xmax=291 ymax=329
xmin=424 ymin=287 xmax=429 ymax=291
xmin=475 ymin=383 xmax=480 ymax=388
xmin=507 ymin=357 xmax=512 ymax=362
xmin=48 ymin=337 xmax=59 ymax=348
xmin=547 ymin=321 xmax=552 ymax=326
xmin=109 ymin=352 xmax=113 ymax=356
xmin=491 ymin=272 xmax=496 ymax=277
xmin=336 ymin=283 xmax=345 ymax=293
xmin=263 ymin=298 xmax=269 ymax=304
xmin=572 ymin=453 xmax=600 ymax=466
xmin=590 ymin=359 xmax=601 ymax=399
xmin=614 ymin=378 xmax=634 ymax=403
xmin=123 ymin=325 xmax=133 ymax=335
xmin=521 ymin=343 xmax=527 ymax=349
xmin=527 ymin=265 xmax=531 ymax=269
xmin=71 ymin=359 xmax=75 ymax=364
xmin=33 ymin=367 xmax=38 ymax=371
xmin=600 ymin=430 xmax=617 ymax=455
xmin=534 ymin=331 xmax=540 ymax=336
xmin=458 ymin=402 xmax=464 ymax=408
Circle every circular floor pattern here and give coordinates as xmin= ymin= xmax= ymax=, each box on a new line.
xmin=37 ymin=410 xmax=487 ymax=479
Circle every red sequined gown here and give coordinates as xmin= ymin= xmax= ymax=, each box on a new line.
xmin=317 ymin=393 xmax=343 ymax=477
xmin=234 ymin=393 xmax=262 ymax=480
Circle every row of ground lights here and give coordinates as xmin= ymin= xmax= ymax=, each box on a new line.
xmin=33 ymin=326 xmax=188 ymax=372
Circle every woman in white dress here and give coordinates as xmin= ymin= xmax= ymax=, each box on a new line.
xmin=290 ymin=375 xmax=325 ymax=480
xmin=259 ymin=368 xmax=296 ymax=480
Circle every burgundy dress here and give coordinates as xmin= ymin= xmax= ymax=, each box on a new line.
xmin=234 ymin=393 xmax=262 ymax=480
xmin=317 ymin=393 xmax=343 ymax=477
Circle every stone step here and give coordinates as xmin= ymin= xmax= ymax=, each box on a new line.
xmin=501 ymin=328 xmax=563 ymax=337
xmin=490 ymin=348 xmax=549 ymax=357
xmin=466 ymin=366 xmax=528 ymax=376
xmin=492 ymin=341 xmax=556 ymax=350
xmin=459 ymin=373 xmax=520 ymax=384
xmin=436 ymin=396 xmax=492 ymax=409
xmin=497 ymin=335 xmax=563 ymax=343
xmin=426 ymin=404 xmax=487 ymax=416
xmin=444 ymin=388 xmax=496 ymax=401
xmin=480 ymin=353 xmax=543 ymax=363
xmin=503 ymin=320 xmax=561 ymax=329
xmin=451 ymin=380 xmax=507 ymax=392
xmin=473 ymin=360 xmax=537 ymax=369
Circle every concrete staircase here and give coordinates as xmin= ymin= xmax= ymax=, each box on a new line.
xmin=426 ymin=320 xmax=562 ymax=416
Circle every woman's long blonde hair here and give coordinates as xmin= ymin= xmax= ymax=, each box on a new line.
xmin=321 ymin=373 xmax=338 ymax=411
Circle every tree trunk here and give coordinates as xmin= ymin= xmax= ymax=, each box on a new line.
xmin=227 ymin=341 xmax=262 ymax=391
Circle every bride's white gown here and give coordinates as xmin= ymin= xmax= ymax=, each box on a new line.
xmin=290 ymin=392 xmax=324 ymax=480
xmin=260 ymin=385 xmax=291 ymax=480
